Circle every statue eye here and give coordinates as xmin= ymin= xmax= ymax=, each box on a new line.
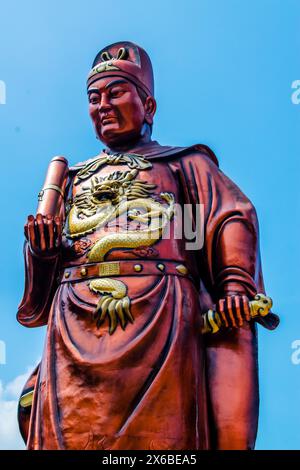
xmin=110 ymin=88 xmax=124 ymax=99
xmin=89 ymin=95 xmax=99 ymax=104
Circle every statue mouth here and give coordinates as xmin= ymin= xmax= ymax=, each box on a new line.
xmin=101 ymin=115 xmax=117 ymax=124
xmin=94 ymin=191 xmax=112 ymax=201
xmin=92 ymin=185 xmax=119 ymax=203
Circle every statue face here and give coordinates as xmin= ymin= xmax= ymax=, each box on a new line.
xmin=88 ymin=76 xmax=152 ymax=146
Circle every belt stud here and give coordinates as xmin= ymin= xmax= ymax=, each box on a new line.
xmin=134 ymin=264 xmax=143 ymax=272
xmin=175 ymin=264 xmax=188 ymax=275
xmin=157 ymin=263 xmax=165 ymax=271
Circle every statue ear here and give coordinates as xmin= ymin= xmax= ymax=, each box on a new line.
xmin=144 ymin=96 xmax=156 ymax=125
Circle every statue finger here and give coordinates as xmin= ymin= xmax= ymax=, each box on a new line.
xmin=27 ymin=215 xmax=38 ymax=252
xmin=24 ymin=220 xmax=29 ymax=240
xmin=233 ymin=295 xmax=243 ymax=327
xmin=225 ymin=296 xmax=237 ymax=328
xmin=242 ymin=295 xmax=251 ymax=321
xmin=54 ymin=216 xmax=62 ymax=247
xmin=217 ymin=298 xmax=229 ymax=328
xmin=36 ymin=213 xmax=46 ymax=251
xmin=46 ymin=214 xmax=54 ymax=250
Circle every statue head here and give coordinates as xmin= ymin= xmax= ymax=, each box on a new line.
xmin=87 ymin=41 xmax=157 ymax=148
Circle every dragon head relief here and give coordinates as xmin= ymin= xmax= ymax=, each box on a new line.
xmin=89 ymin=169 xmax=157 ymax=205
xmin=75 ymin=169 xmax=157 ymax=213
xmin=89 ymin=171 xmax=135 ymax=206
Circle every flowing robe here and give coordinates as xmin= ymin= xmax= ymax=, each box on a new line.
xmin=17 ymin=141 xmax=273 ymax=450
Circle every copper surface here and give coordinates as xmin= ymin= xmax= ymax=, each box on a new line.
xmin=17 ymin=41 xmax=277 ymax=450
xmin=37 ymin=156 xmax=68 ymax=217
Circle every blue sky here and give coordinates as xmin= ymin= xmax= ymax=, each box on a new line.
xmin=0 ymin=0 xmax=299 ymax=449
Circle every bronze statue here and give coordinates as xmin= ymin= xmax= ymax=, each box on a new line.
xmin=17 ymin=41 xmax=278 ymax=450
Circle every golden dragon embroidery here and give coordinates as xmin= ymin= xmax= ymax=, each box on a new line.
xmin=65 ymin=155 xmax=175 ymax=334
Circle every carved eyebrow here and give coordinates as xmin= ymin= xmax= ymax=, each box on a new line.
xmin=105 ymin=79 xmax=128 ymax=89
xmin=87 ymin=88 xmax=100 ymax=95
xmin=87 ymin=79 xmax=128 ymax=95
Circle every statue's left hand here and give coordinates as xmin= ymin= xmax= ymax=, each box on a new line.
xmin=202 ymin=293 xmax=274 ymax=334
xmin=24 ymin=213 xmax=62 ymax=258
xmin=216 ymin=295 xmax=251 ymax=328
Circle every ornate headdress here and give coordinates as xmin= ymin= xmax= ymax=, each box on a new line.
xmin=87 ymin=41 xmax=154 ymax=97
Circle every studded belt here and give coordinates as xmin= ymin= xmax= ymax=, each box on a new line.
xmin=60 ymin=260 xmax=192 ymax=283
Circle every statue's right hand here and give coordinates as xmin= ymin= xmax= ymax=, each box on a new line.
xmin=24 ymin=213 xmax=62 ymax=258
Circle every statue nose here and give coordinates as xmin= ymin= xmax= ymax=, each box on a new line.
xmin=99 ymin=94 xmax=112 ymax=111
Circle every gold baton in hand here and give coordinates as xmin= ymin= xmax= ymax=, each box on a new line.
xmin=201 ymin=293 xmax=273 ymax=335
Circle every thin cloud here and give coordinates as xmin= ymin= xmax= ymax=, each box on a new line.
xmin=0 ymin=365 xmax=36 ymax=450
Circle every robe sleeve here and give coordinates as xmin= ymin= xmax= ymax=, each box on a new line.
xmin=180 ymin=150 xmax=275 ymax=449
xmin=180 ymin=150 xmax=278 ymax=328
xmin=16 ymin=173 xmax=74 ymax=328
xmin=17 ymin=242 xmax=61 ymax=327
xmin=181 ymin=151 xmax=261 ymax=297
